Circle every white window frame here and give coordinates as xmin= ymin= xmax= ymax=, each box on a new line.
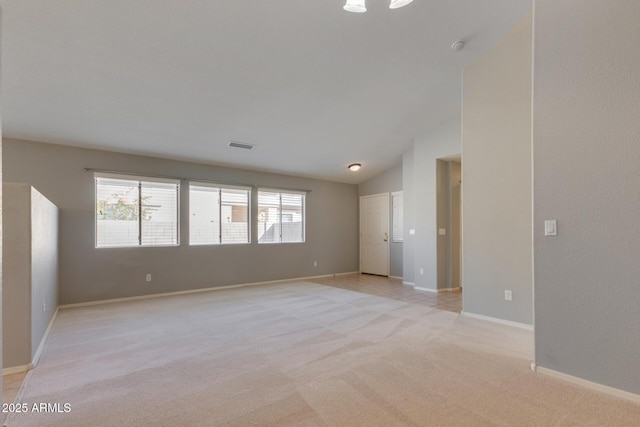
xmin=392 ymin=191 xmax=403 ymax=242
xmin=257 ymin=189 xmax=306 ymax=244
xmin=188 ymin=181 xmax=252 ymax=246
xmin=95 ymin=172 xmax=180 ymax=248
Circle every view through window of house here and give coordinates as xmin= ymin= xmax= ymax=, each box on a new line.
xmin=258 ymin=190 xmax=305 ymax=243
xmin=189 ymin=183 xmax=250 ymax=245
xmin=95 ymin=174 xmax=179 ymax=247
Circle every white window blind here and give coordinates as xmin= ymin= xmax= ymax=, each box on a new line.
xmin=392 ymin=191 xmax=403 ymax=242
xmin=258 ymin=190 xmax=305 ymax=243
xmin=95 ymin=174 xmax=179 ymax=248
xmin=189 ymin=183 xmax=250 ymax=245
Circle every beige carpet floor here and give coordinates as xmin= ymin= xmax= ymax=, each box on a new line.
xmin=7 ymin=281 xmax=640 ymax=426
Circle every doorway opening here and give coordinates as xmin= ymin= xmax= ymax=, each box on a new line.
xmin=359 ymin=193 xmax=390 ymax=276
xmin=436 ymin=155 xmax=462 ymax=293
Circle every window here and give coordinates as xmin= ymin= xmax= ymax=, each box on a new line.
xmin=95 ymin=174 xmax=179 ymax=247
xmin=258 ymin=190 xmax=305 ymax=243
xmin=189 ymin=183 xmax=250 ymax=245
xmin=392 ymin=191 xmax=403 ymax=242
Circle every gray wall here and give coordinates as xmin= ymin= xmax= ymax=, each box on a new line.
xmin=403 ymin=116 xmax=461 ymax=290
xmin=3 ymin=139 xmax=359 ymax=305
xmin=461 ymin=16 xmax=533 ymax=325
xmin=1 ymin=8 xmax=4 ymax=397
xmin=2 ymin=184 xmax=59 ymax=368
xmin=533 ymin=0 xmax=640 ymax=394
xmin=358 ymin=162 xmax=402 ymax=278
xmin=2 ymin=184 xmax=31 ymax=368
xmin=30 ymin=187 xmax=59 ymax=360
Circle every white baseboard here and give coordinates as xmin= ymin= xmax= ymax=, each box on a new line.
xmin=3 ymin=307 xmax=60 ymax=376
xmin=414 ymin=286 xmax=437 ymax=293
xmin=59 ymin=272 xmax=357 ymax=309
xmin=389 ymin=275 xmax=402 ymax=280
xmin=32 ymin=306 xmax=59 ymax=367
xmin=402 ymin=281 xmax=415 ymax=287
xmin=533 ymin=365 xmax=640 ymax=404
xmin=461 ymin=311 xmax=533 ymax=331
xmin=3 ymin=363 xmax=34 ymax=376
xmin=413 ymin=286 xmax=460 ymax=293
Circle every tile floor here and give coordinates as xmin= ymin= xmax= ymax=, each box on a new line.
xmin=310 ymin=273 xmax=462 ymax=313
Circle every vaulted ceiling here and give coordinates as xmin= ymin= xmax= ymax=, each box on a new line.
xmin=1 ymin=0 xmax=531 ymax=183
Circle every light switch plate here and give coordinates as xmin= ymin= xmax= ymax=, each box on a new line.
xmin=409 ymin=229 xmax=415 ymax=235
xmin=544 ymin=220 xmax=557 ymax=236
xmin=439 ymin=228 xmax=446 ymax=236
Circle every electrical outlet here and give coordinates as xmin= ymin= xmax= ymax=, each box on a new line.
xmin=419 ymin=268 xmax=424 ymax=275
xmin=313 ymin=261 xmax=318 ymax=267
xmin=146 ymin=274 xmax=152 ymax=282
xmin=42 ymin=302 xmax=46 ymax=313
xmin=504 ymin=290 xmax=512 ymax=301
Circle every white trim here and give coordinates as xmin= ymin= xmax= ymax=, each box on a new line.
xmin=391 ymin=191 xmax=404 ymax=242
xmin=258 ymin=187 xmax=308 ymax=195
xmin=94 ymin=171 xmax=180 ymax=185
xmin=59 ymin=272 xmax=356 ymax=309
xmin=534 ymin=365 xmax=640 ymax=404
xmin=2 ymin=308 xmax=59 ymax=376
xmin=3 ymin=363 xmax=34 ymax=376
xmin=389 ymin=275 xmax=402 ymax=280
xmin=414 ymin=286 xmax=438 ymax=293
xmin=461 ymin=311 xmax=533 ymax=331
xmin=32 ymin=307 xmax=59 ymax=367
xmin=402 ymin=281 xmax=415 ymax=286
xmin=189 ymin=181 xmax=252 ymax=192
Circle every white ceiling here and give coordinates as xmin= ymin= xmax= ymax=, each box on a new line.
xmin=1 ymin=0 xmax=531 ymax=184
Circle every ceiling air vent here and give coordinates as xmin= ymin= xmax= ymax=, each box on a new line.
xmin=228 ymin=141 xmax=255 ymax=150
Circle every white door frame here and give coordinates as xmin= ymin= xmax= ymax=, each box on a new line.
xmin=359 ymin=193 xmax=390 ymax=276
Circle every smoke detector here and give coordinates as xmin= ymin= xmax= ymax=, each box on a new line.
xmin=451 ymin=40 xmax=465 ymax=51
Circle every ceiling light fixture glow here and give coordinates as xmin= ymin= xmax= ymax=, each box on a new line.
xmin=343 ymin=0 xmax=367 ymax=13
xmin=348 ymin=163 xmax=362 ymax=172
xmin=344 ymin=0 xmax=414 ymax=13
xmin=389 ymin=0 xmax=414 ymax=9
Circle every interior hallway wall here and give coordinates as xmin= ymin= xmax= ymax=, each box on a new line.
xmin=533 ymin=0 xmax=640 ymax=394
xmin=461 ymin=16 xmax=533 ymax=325
xmin=403 ymin=115 xmax=461 ymax=291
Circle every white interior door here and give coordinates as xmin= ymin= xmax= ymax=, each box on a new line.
xmin=360 ymin=193 xmax=389 ymax=276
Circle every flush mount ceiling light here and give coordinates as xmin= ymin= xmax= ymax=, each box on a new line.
xmin=348 ymin=163 xmax=362 ymax=172
xmin=343 ymin=0 xmax=414 ymax=13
